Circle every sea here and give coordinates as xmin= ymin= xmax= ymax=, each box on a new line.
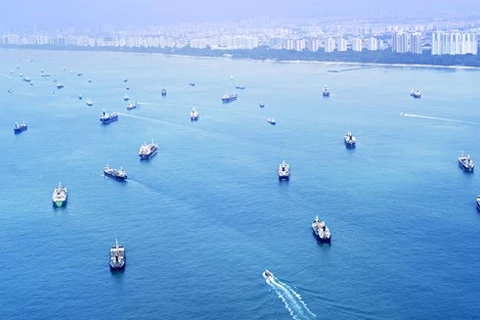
xmin=1 ymin=49 xmax=480 ymax=320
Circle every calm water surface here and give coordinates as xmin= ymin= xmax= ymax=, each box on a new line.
xmin=0 ymin=50 xmax=479 ymax=320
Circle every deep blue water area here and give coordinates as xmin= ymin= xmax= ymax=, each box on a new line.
xmin=1 ymin=50 xmax=480 ymax=319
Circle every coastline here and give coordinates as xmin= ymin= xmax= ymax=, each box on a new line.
xmin=158 ymin=53 xmax=480 ymax=70
xmin=2 ymin=45 xmax=480 ymax=71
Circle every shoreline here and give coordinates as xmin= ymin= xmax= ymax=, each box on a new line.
xmin=2 ymin=46 xmax=480 ymax=71
xmin=162 ymin=53 xmax=480 ymax=70
xmin=135 ymin=52 xmax=480 ymax=70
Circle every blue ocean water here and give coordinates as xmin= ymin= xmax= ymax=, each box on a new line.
xmin=1 ymin=49 xmax=480 ymax=320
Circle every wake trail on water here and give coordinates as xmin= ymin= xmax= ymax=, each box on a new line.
xmin=266 ymin=275 xmax=317 ymax=320
xmin=400 ymin=112 xmax=477 ymax=125
xmin=117 ymin=112 xmax=169 ymax=125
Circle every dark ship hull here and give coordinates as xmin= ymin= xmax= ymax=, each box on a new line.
xmin=139 ymin=149 xmax=158 ymax=160
xmin=222 ymin=97 xmax=237 ymax=103
xmin=52 ymin=198 xmax=67 ymax=208
xmin=344 ymin=140 xmax=355 ymax=148
xmin=110 ymin=262 xmax=126 ymax=271
xmin=13 ymin=126 xmax=27 ymax=134
xmin=458 ymin=161 xmax=474 ymax=172
xmin=100 ymin=116 xmax=118 ymax=124
xmin=104 ymin=170 xmax=127 ymax=181
xmin=312 ymin=230 xmax=332 ymax=243
xmin=314 ymin=232 xmax=331 ymax=243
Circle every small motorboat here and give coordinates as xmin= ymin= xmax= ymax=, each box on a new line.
xmin=262 ymin=269 xmax=273 ymax=280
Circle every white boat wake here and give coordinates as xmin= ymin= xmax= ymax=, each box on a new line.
xmin=400 ymin=112 xmax=476 ymax=124
xmin=265 ymin=273 xmax=316 ymax=320
xmin=117 ymin=112 xmax=168 ymax=125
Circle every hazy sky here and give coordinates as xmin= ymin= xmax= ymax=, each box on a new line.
xmin=2 ymin=0 xmax=480 ymax=29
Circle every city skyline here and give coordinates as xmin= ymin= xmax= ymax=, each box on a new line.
xmin=3 ymin=0 xmax=480 ymax=30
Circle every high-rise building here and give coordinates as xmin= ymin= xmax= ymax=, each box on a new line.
xmin=431 ymin=32 xmax=478 ymax=55
xmin=392 ymin=32 xmax=411 ymax=53
xmin=325 ymin=38 xmax=336 ymax=52
xmin=284 ymin=39 xmax=295 ymax=50
xmin=294 ymin=39 xmax=306 ymax=51
xmin=367 ymin=37 xmax=378 ymax=51
xmin=352 ymin=38 xmax=362 ymax=52
xmin=411 ymin=33 xmax=423 ymax=54
xmin=400 ymin=33 xmax=411 ymax=53
xmin=337 ymin=38 xmax=347 ymax=52
xmin=463 ymin=33 xmax=478 ymax=54
xmin=307 ymin=39 xmax=321 ymax=52
xmin=190 ymin=39 xmax=207 ymax=49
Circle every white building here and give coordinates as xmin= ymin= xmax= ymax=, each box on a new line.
xmin=352 ymin=38 xmax=362 ymax=52
xmin=367 ymin=37 xmax=378 ymax=51
xmin=308 ymin=39 xmax=321 ymax=52
xmin=325 ymin=38 xmax=336 ymax=52
xmin=284 ymin=39 xmax=295 ymax=50
xmin=294 ymin=39 xmax=306 ymax=51
xmin=337 ymin=38 xmax=347 ymax=52
xmin=411 ymin=33 xmax=422 ymax=54
xmin=392 ymin=32 xmax=411 ymax=53
xmin=432 ymin=32 xmax=478 ymax=55
xmin=190 ymin=38 xmax=207 ymax=49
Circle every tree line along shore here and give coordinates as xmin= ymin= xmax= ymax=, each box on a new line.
xmin=3 ymin=44 xmax=480 ymax=68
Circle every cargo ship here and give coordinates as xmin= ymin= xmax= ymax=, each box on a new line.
xmin=138 ymin=139 xmax=158 ymax=160
xmin=222 ymin=93 xmax=237 ymax=103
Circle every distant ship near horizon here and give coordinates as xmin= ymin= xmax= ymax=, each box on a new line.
xmin=127 ymin=102 xmax=137 ymax=110
xmin=410 ymin=89 xmax=421 ymax=98
xmin=190 ymin=108 xmax=199 ymax=121
xmin=13 ymin=122 xmax=27 ymax=134
xmin=344 ymin=131 xmax=356 ymax=148
xmin=222 ymin=93 xmax=237 ymax=103
xmin=99 ymin=110 xmax=118 ymax=124
xmin=323 ymin=85 xmax=330 ymax=97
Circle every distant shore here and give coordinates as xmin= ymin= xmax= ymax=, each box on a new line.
xmin=2 ymin=45 xmax=480 ymax=70
xmin=154 ymin=53 xmax=480 ymax=70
